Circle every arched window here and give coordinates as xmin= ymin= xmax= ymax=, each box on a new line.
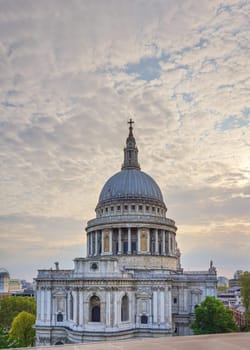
xmin=90 ymin=295 xmax=101 ymax=322
xmin=57 ymin=312 xmax=63 ymax=322
xmin=121 ymin=295 xmax=129 ymax=321
xmin=69 ymin=293 xmax=74 ymax=320
xmin=141 ymin=315 xmax=148 ymax=324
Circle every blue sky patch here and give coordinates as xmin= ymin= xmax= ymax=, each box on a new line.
xmin=195 ymin=37 xmax=209 ymax=49
xmin=182 ymin=93 xmax=193 ymax=103
xmin=242 ymin=107 xmax=250 ymax=117
xmin=125 ymin=53 xmax=169 ymax=81
xmin=125 ymin=56 xmax=160 ymax=81
xmin=216 ymin=115 xmax=249 ymax=131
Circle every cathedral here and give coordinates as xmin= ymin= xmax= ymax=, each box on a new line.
xmin=35 ymin=121 xmax=217 ymax=345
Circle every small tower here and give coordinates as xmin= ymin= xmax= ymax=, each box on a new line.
xmin=122 ymin=119 xmax=140 ymax=170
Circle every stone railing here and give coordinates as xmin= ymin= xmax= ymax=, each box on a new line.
xmin=87 ymin=214 xmax=176 ymax=229
xmin=36 ymin=269 xmax=73 ymax=279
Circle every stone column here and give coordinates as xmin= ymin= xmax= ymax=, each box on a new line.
xmin=86 ymin=233 xmax=89 ymax=256
xmin=173 ymin=236 xmax=176 ymax=254
xmin=79 ymin=290 xmax=84 ymax=326
xmin=155 ymin=229 xmax=159 ymax=255
xmin=128 ymin=227 xmax=131 ymax=254
xmin=168 ymin=233 xmax=171 ymax=255
xmin=90 ymin=233 xmax=93 ymax=256
xmin=137 ymin=228 xmax=140 ymax=253
xmin=179 ymin=287 xmax=184 ymax=313
xmin=41 ymin=288 xmax=45 ymax=321
xmin=37 ymin=288 xmax=41 ymax=320
xmin=67 ymin=292 xmax=71 ymax=320
xmin=118 ymin=228 xmax=122 ymax=254
xmin=83 ymin=299 xmax=89 ymax=324
xmin=46 ymin=288 xmax=51 ymax=322
xmin=101 ymin=230 xmax=104 ymax=255
xmin=162 ymin=231 xmax=166 ymax=255
xmin=167 ymin=287 xmax=172 ymax=324
xmin=147 ymin=229 xmax=150 ymax=252
xmin=106 ymin=289 xmax=111 ymax=327
xmin=153 ymin=290 xmax=158 ymax=324
xmin=109 ymin=229 xmax=113 ymax=254
xmin=112 ymin=289 xmax=118 ymax=327
xmin=73 ymin=290 xmax=78 ymax=325
xmin=95 ymin=231 xmax=98 ymax=255
xmin=160 ymin=289 xmax=165 ymax=323
xmin=184 ymin=288 xmax=188 ymax=313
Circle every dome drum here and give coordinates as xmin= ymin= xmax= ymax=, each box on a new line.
xmin=96 ymin=197 xmax=166 ymax=209
xmin=95 ymin=201 xmax=167 ymax=220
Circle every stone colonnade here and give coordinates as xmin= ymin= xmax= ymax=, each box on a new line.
xmin=87 ymin=228 xmax=176 ymax=257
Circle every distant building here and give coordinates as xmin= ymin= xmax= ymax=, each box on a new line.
xmin=8 ymin=278 xmax=23 ymax=293
xmin=229 ymin=270 xmax=243 ymax=288
xmin=234 ymin=270 xmax=243 ymax=280
xmin=35 ymin=121 xmax=217 ymax=346
xmin=229 ymin=305 xmax=249 ymax=329
xmin=0 ymin=268 xmax=10 ymax=293
xmin=217 ymin=286 xmax=241 ymax=307
xmin=21 ymin=280 xmax=34 ymax=290
xmin=217 ymin=276 xmax=229 ymax=288
xmin=0 ymin=268 xmax=35 ymax=297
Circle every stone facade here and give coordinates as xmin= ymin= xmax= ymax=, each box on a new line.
xmin=35 ymin=120 xmax=217 ymax=345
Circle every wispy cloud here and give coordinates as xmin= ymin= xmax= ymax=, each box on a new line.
xmin=0 ymin=0 xmax=249 ymax=280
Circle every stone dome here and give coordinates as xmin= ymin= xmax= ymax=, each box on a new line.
xmin=98 ymin=168 xmax=165 ymax=206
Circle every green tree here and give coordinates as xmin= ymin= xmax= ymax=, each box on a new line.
xmin=0 ymin=296 xmax=36 ymax=330
xmin=191 ymin=296 xmax=238 ymax=335
xmin=9 ymin=311 xmax=35 ymax=347
xmin=0 ymin=325 xmax=16 ymax=349
xmin=240 ymin=271 xmax=250 ymax=329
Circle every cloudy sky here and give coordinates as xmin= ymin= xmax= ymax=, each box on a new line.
xmin=0 ymin=0 xmax=249 ymax=282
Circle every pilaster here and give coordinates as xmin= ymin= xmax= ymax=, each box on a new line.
xmin=95 ymin=231 xmax=98 ymax=255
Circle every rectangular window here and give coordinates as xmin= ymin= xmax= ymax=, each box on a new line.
xmin=146 ymin=206 xmax=149 ymax=211
xmin=131 ymin=205 xmax=136 ymax=210
xmin=105 ymin=207 xmax=108 ymax=212
xmin=152 ymin=207 xmax=155 ymax=212
xmin=117 ymin=206 xmax=121 ymax=211
xmin=111 ymin=206 xmax=114 ymax=211
xmin=124 ymin=205 xmax=128 ymax=210
xmin=139 ymin=205 xmax=143 ymax=211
